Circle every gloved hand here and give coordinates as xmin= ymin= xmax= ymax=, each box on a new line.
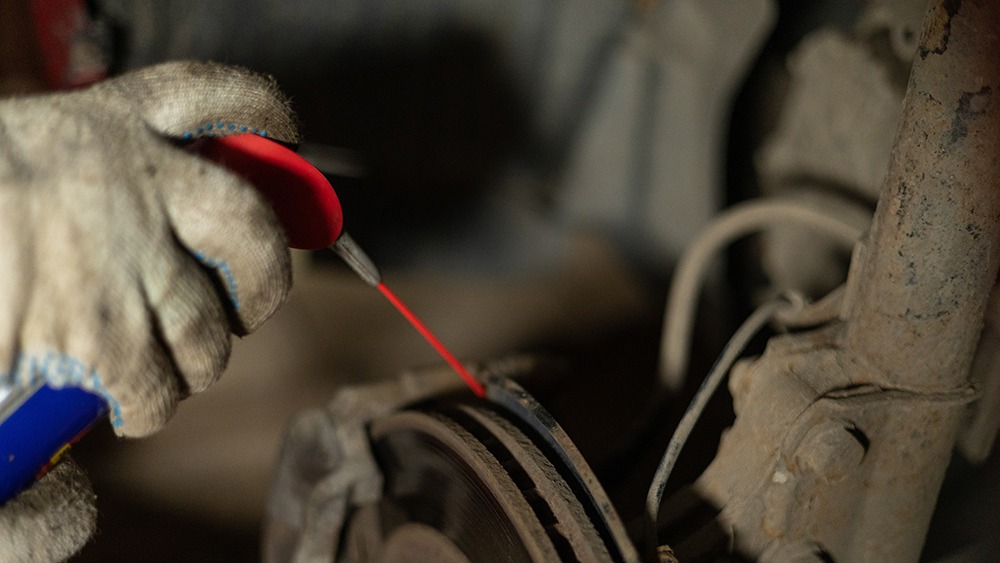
xmin=0 ymin=60 xmax=300 ymax=438
xmin=0 ymin=60 xmax=300 ymax=560
xmin=0 ymin=457 xmax=96 ymax=563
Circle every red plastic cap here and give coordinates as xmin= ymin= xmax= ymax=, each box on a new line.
xmin=198 ymin=134 xmax=343 ymax=250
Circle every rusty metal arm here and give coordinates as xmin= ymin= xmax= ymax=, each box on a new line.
xmin=844 ymin=0 xmax=1000 ymax=392
xmin=671 ymin=1 xmax=1000 ymax=561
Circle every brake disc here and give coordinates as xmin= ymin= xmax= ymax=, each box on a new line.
xmin=339 ymin=403 xmax=615 ymax=562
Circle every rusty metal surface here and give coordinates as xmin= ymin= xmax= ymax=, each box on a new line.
xmin=452 ymin=404 xmax=614 ymax=562
xmin=844 ymin=0 xmax=1000 ymax=390
xmin=958 ymin=288 xmax=1000 ymax=462
xmin=342 ymin=403 xmax=618 ymax=563
xmin=359 ymin=410 xmax=563 ymax=562
xmin=483 ymin=371 xmax=643 ymax=563
xmin=266 ymin=357 xmax=641 ymax=562
xmin=683 ymin=0 xmax=1000 ymax=560
xmin=263 ymin=367 xmax=467 ymax=563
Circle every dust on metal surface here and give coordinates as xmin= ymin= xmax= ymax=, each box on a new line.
xmin=685 ymin=0 xmax=1000 ymax=560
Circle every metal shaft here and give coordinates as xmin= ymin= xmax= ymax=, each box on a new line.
xmin=845 ymin=0 xmax=1000 ymax=391
xmin=685 ymin=2 xmax=1000 ymax=560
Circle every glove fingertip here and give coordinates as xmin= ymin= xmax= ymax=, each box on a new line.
xmin=114 ymin=398 xmax=176 ymax=439
xmin=94 ymin=61 xmax=302 ymax=144
xmin=232 ymin=243 xmax=292 ymax=336
xmin=192 ymin=243 xmax=291 ymax=337
xmin=177 ymin=327 xmax=232 ymax=395
xmin=110 ymin=359 xmax=182 ymax=439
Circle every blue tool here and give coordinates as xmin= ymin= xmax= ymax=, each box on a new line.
xmin=0 ymin=383 xmax=107 ymax=502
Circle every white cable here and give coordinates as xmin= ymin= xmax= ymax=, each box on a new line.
xmin=644 ymin=296 xmax=797 ymax=548
xmin=659 ymin=197 xmax=867 ymax=393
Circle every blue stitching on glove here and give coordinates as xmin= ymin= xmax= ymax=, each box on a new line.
xmin=193 ymin=251 xmax=240 ymax=311
xmin=180 ymin=124 xmax=267 ymax=141
xmin=1 ymin=350 xmax=125 ymax=428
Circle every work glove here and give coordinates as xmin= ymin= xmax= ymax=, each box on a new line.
xmin=0 ymin=457 xmax=96 ymax=563
xmin=0 ymin=60 xmax=300 ymax=438
xmin=0 ymin=60 xmax=300 ymax=560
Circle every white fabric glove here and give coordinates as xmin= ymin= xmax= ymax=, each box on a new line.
xmin=0 ymin=60 xmax=300 ymax=437
xmin=0 ymin=458 xmax=96 ymax=563
xmin=0 ymin=61 xmax=301 ymax=561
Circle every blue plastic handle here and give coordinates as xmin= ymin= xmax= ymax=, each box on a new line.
xmin=0 ymin=385 xmax=108 ymax=504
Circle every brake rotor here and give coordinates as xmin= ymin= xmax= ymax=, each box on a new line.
xmin=339 ymin=403 xmax=615 ymax=562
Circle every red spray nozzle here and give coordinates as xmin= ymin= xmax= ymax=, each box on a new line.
xmin=197 ymin=134 xmax=344 ymax=250
xmin=197 ymin=133 xmax=484 ymax=397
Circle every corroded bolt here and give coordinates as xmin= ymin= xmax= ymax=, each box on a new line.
xmin=795 ymin=421 xmax=868 ymax=481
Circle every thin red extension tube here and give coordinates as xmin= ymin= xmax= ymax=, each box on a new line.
xmin=376 ymin=282 xmax=486 ymax=398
